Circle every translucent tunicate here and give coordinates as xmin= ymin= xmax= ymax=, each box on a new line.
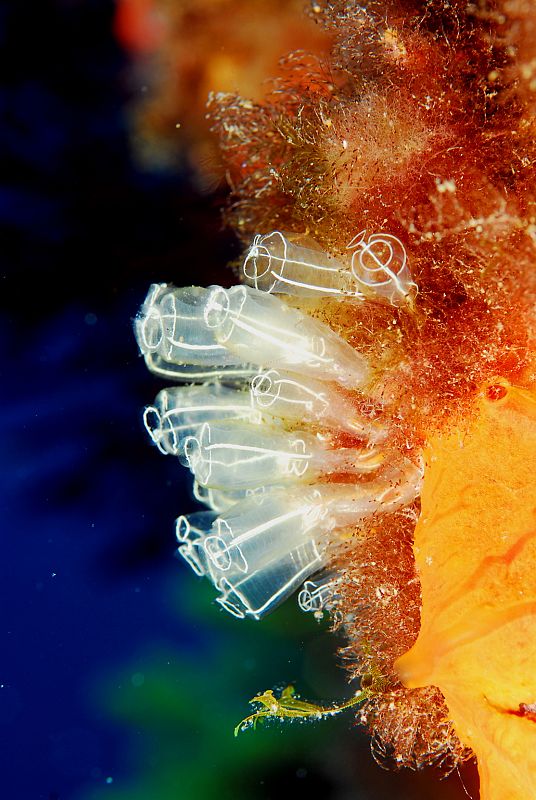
xmin=243 ymin=231 xmax=365 ymax=299
xmin=347 ymin=231 xmax=417 ymax=306
xmin=175 ymin=511 xmax=218 ymax=578
xmin=135 ymin=282 xmax=370 ymax=389
xmin=182 ymin=420 xmax=384 ymax=490
xmin=203 ymin=284 xmax=370 ymax=388
xmin=250 ymin=368 xmax=388 ymax=442
xmin=178 ymin=490 xmax=327 ymax=618
xmin=135 ymin=283 xmax=244 ymax=367
xmin=177 ymin=460 xmax=422 ymax=618
xmin=216 ymin=540 xmax=325 ymax=619
xmin=192 ymin=480 xmax=250 ymax=513
xmin=297 ymin=573 xmax=342 ymax=614
xmin=202 ymin=488 xmax=326 ymax=578
xmin=143 ymin=383 xmax=260 ymax=458
xmin=142 ymin=352 xmax=258 ymax=384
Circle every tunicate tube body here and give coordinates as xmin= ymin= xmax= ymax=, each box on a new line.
xmin=203 ymin=284 xmax=370 ymax=388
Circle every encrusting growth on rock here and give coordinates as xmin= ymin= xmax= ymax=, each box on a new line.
xmin=205 ymin=0 xmax=536 ymax=790
xmin=134 ymin=1 xmax=536 ymax=795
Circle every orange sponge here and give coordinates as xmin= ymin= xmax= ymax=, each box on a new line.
xmin=396 ymin=379 xmax=536 ymax=800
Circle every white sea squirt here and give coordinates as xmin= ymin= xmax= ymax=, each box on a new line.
xmin=202 ymin=284 xmax=370 ymax=388
xmin=135 ymin=230 xmax=420 ymax=619
xmin=250 ymin=368 xmax=387 ymax=442
xmin=243 ymin=230 xmax=365 ymax=298
xmin=242 ymin=229 xmax=417 ymax=307
xmin=143 ymin=383 xmax=261 ymax=458
xmin=136 ymin=283 xmax=241 ymax=366
xmin=136 ymin=283 xmax=258 ymax=384
xmin=347 ymin=230 xmax=418 ymax=306
xmin=182 ymin=420 xmax=383 ymax=490
xmin=297 ymin=573 xmax=343 ymax=618
xmin=174 ymin=462 xmax=421 ymax=620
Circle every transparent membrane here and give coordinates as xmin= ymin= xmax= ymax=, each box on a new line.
xmin=203 ymin=284 xmax=370 ymax=388
xmin=216 ymin=541 xmax=325 ymax=619
xmin=182 ymin=420 xmax=384 ymax=489
xmin=298 ymin=572 xmax=342 ymax=614
xmin=142 ymin=352 xmax=258 ymax=384
xmin=243 ymin=230 xmax=365 ymax=299
xmin=135 ymin=283 xmax=244 ymax=367
xmin=175 ymin=511 xmax=218 ymax=578
xmin=347 ymin=231 xmax=418 ymax=306
xmin=202 ymin=489 xmax=326 ymax=577
xmin=250 ymin=368 xmax=387 ymax=441
xmin=143 ymin=384 xmax=260 ymax=457
xmin=192 ymin=480 xmax=250 ymax=513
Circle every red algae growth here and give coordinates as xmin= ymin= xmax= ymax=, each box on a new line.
xmin=206 ymin=0 xmax=536 ymax=795
xmin=133 ymin=0 xmax=536 ymax=796
xmin=115 ymin=0 xmax=330 ymax=180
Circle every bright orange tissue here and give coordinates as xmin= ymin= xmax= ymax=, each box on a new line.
xmin=395 ymin=380 xmax=536 ymax=800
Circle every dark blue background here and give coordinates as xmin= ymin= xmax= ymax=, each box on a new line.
xmin=0 ymin=2 xmax=478 ymax=798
